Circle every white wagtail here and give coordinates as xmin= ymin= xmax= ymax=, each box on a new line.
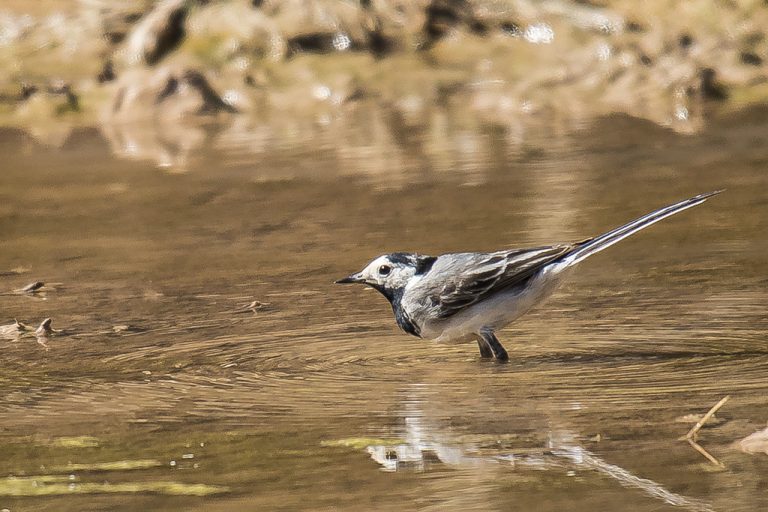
xmin=336 ymin=191 xmax=721 ymax=361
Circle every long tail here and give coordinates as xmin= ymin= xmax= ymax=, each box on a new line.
xmin=557 ymin=190 xmax=722 ymax=268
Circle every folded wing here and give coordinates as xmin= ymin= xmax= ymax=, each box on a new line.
xmin=420 ymin=245 xmax=576 ymax=318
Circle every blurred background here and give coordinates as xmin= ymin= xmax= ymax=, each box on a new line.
xmin=2 ymin=0 xmax=768 ymax=165
xmin=1 ymin=1 xmax=767 ymax=511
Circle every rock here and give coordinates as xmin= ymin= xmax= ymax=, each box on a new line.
xmin=363 ymin=1 xmax=431 ymax=53
xmin=0 ymin=318 xmax=56 ymax=341
xmin=423 ymin=0 xmax=467 ymax=45
xmin=734 ymin=426 xmax=768 ymax=456
xmin=699 ymin=68 xmax=728 ymax=101
xmin=15 ymin=81 xmax=78 ymax=117
xmin=739 ymin=51 xmax=763 ymax=66
xmin=263 ymin=0 xmax=372 ymax=55
xmin=1 ymin=0 xmax=768 ymax=139
xmin=13 ymin=92 xmax=76 ymax=147
xmin=19 ymin=281 xmax=44 ymax=293
xmin=98 ymin=0 xmax=153 ymax=46
xmin=185 ymin=0 xmax=287 ymax=62
xmin=0 ymin=320 xmax=25 ymax=340
xmin=98 ymin=61 xmax=117 ymax=83
xmin=35 ymin=318 xmax=53 ymax=337
xmin=120 ymin=0 xmax=189 ymax=66
xmin=182 ymin=70 xmax=239 ymax=113
xmin=47 ymin=80 xmax=80 ymax=111
xmin=19 ymin=83 xmax=38 ymax=101
xmin=109 ymin=66 xmax=237 ymax=121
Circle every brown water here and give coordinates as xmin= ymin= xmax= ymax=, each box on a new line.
xmin=1 ymin=105 xmax=767 ymax=511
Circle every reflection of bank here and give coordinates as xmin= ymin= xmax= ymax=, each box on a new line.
xmin=361 ymin=385 xmax=712 ymax=512
xmin=96 ymin=99 xmax=582 ymax=185
xmin=100 ymin=116 xmax=205 ymax=173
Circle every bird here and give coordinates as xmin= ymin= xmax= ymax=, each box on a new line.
xmin=336 ymin=191 xmax=722 ymax=361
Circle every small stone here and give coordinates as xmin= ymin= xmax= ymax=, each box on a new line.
xmin=35 ymin=318 xmax=53 ymax=337
xmin=98 ymin=60 xmax=116 ymax=82
xmin=21 ymin=281 xmax=44 ymax=293
xmin=699 ymin=68 xmax=728 ymax=100
xmin=734 ymin=426 xmax=768 ymax=455
xmin=740 ymin=51 xmax=763 ymax=66
xmin=122 ymin=0 xmax=188 ymax=66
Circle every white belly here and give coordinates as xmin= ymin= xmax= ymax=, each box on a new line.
xmin=418 ymin=266 xmax=567 ymax=342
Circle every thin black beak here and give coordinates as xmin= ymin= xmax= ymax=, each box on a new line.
xmin=335 ymin=272 xmax=364 ymax=284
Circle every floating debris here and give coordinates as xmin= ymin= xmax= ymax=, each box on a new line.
xmin=679 ymin=396 xmax=730 ymax=467
xmin=1 ymin=318 xmax=61 ymax=345
xmin=685 ymin=438 xmax=724 ymax=468
xmin=685 ymin=396 xmax=730 ymax=441
xmin=112 ymin=324 xmax=145 ymax=333
xmin=19 ymin=281 xmax=44 ymax=293
xmin=233 ymin=300 xmax=270 ymax=314
xmin=3 ymin=281 xmax=50 ymax=298
xmin=0 ymin=319 xmax=24 ymax=337
xmin=733 ymin=426 xmax=768 ymax=456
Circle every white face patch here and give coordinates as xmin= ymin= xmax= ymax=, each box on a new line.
xmin=360 ymin=255 xmax=414 ymax=290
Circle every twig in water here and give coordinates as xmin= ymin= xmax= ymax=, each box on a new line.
xmin=686 ymin=396 xmax=730 ymax=441
xmin=686 ymin=438 xmax=724 ymax=467
xmin=233 ymin=300 xmax=270 ymax=314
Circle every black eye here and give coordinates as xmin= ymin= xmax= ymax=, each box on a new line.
xmin=378 ymin=265 xmax=392 ymax=276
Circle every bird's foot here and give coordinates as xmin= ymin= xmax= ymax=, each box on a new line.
xmin=476 ymin=336 xmax=494 ymax=358
xmin=478 ymin=330 xmax=509 ymax=362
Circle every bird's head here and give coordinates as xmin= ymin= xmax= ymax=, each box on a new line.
xmin=336 ymin=253 xmax=436 ymax=300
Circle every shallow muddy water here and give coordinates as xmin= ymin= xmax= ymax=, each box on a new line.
xmin=1 ymin=105 xmax=768 ymax=511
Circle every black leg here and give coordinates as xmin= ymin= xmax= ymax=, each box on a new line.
xmin=476 ymin=335 xmax=493 ymax=358
xmin=479 ymin=330 xmax=509 ymax=362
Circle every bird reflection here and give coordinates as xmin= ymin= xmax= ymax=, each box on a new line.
xmin=363 ymin=384 xmax=713 ymax=512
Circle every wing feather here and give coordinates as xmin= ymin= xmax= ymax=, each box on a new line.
xmin=430 ymin=245 xmax=574 ymax=318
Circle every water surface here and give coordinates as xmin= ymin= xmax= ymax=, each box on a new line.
xmin=1 ymin=106 xmax=767 ymax=511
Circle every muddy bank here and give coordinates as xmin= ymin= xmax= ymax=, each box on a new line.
xmin=1 ymin=0 xmax=767 ymax=148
